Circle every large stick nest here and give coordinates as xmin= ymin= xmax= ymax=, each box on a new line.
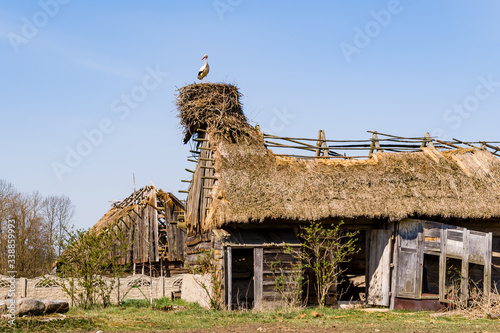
xmin=176 ymin=83 xmax=250 ymax=143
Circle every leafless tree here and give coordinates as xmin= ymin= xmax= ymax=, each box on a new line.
xmin=43 ymin=195 xmax=75 ymax=258
xmin=10 ymin=191 xmax=51 ymax=276
xmin=0 ymin=179 xmax=75 ymax=277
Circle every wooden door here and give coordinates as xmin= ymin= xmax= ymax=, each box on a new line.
xmin=367 ymin=229 xmax=392 ymax=306
xmin=395 ymin=220 xmax=423 ymax=299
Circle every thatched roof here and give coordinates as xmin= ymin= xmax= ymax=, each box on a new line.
xmin=177 ymin=83 xmax=500 ymax=231
xmin=206 ymin=144 xmax=500 ymax=228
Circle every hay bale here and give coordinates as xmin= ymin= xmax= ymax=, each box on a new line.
xmin=176 ymin=83 xmax=249 ymax=143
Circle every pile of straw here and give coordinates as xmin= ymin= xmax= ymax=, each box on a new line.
xmin=176 ymin=83 xmax=249 ymax=143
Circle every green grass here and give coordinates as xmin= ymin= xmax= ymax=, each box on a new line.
xmin=1 ymin=299 xmax=498 ymax=333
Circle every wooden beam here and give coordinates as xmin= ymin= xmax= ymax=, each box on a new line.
xmin=369 ymin=132 xmax=383 ymax=155
xmin=254 ymin=248 xmax=263 ymax=310
xmin=389 ymin=223 xmax=399 ymax=309
xmin=439 ymin=226 xmax=448 ymax=303
xmin=461 ymin=229 xmax=469 ymax=303
xmin=484 ymin=232 xmax=492 ymax=300
xmin=227 ymin=246 xmax=232 ymax=311
xmin=420 ymin=132 xmax=435 ymax=150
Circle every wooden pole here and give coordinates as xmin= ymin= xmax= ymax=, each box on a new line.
xmin=461 ymin=229 xmax=469 ymax=303
xmin=254 ymin=248 xmax=263 ymax=310
xmin=484 ymin=232 xmax=492 ymax=300
xmin=369 ymin=133 xmax=383 ymax=155
xmin=227 ymin=246 xmax=232 ymax=311
xmin=439 ymin=227 xmax=448 ymax=303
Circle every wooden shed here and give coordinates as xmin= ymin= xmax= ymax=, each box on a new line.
xmin=61 ymin=186 xmax=187 ymax=277
xmin=176 ymin=83 xmax=500 ymax=310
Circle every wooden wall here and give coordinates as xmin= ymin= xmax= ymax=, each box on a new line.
xmin=108 ymin=191 xmax=186 ymax=270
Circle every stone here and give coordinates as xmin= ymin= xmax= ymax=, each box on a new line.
xmin=17 ymin=298 xmax=45 ymax=316
xmin=39 ymin=299 xmax=69 ymax=314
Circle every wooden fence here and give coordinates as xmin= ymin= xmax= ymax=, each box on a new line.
xmin=263 ymin=130 xmax=500 ymax=159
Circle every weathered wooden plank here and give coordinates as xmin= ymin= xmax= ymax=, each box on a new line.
xmin=227 ymin=246 xmax=232 ymax=310
xmin=416 ymin=222 xmax=424 ymax=299
xmin=367 ymin=229 xmax=392 ymax=306
xmin=484 ymin=232 xmax=492 ymax=298
xmin=396 ymin=219 xmax=422 ymax=299
xmin=153 ymin=192 xmax=159 ymax=262
xmin=461 ymin=229 xmax=470 ymax=302
xmin=439 ymin=226 xmax=447 ymax=302
xmin=254 ymin=248 xmax=263 ymax=310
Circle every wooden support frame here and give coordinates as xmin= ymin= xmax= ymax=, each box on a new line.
xmin=439 ymin=226 xmax=447 ymax=302
xmin=254 ymin=248 xmax=263 ymax=310
xmin=315 ymin=130 xmax=329 ymax=157
xmin=226 ymin=246 xmax=232 ymax=311
xmin=461 ymin=229 xmax=470 ymax=303
xmin=390 ymin=223 xmax=399 ymax=310
xmin=484 ymin=232 xmax=493 ymax=299
xmin=369 ymin=132 xmax=383 ymax=155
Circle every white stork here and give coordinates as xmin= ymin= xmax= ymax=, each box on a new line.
xmin=198 ymin=54 xmax=209 ymax=83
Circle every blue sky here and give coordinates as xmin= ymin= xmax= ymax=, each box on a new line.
xmin=2 ymin=1 xmax=500 ymax=230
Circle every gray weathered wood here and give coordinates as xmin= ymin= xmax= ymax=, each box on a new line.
xmin=484 ymin=232 xmax=492 ymax=299
xmin=367 ymin=229 xmax=392 ymax=306
xmin=461 ymin=229 xmax=470 ymax=303
xmin=396 ymin=219 xmax=421 ymax=299
xmin=227 ymin=246 xmax=232 ymax=311
xmin=390 ymin=224 xmax=398 ymax=310
xmin=254 ymin=248 xmax=263 ymax=310
xmin=439 ymin=226 xmax=447 ymax=302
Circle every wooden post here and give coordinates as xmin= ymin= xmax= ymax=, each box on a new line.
xmin=369 ymin=132 xmax=383 ymax=155
xmin=390 ymin=223 xmax=399 ymax=310
xmin=133 ymin=262 xmax=136 ymax=275
xmin=365 ymin=229 xmax=370 ymax=306
xmin=160 ymin=258 xmax=163 ymax=277
xmin=254 ymin=248 xmax=263 ymax=310
xmin=315 ymin=130 xmax=329 ymax=157
xmin=162 ymin=276 xmax=165 ymax=298
xmin=117 ymin=277 xmax=120 ymax=305
xmin=420 ymin=132 xmax=435 ymax=149
xmin=150 ymin=261 xmax=153 ymax=305
xmin=416 ymin=223 xmax=424 ymax=299
xmin=439 ymin=226 xmax=448 ymax=302
xmin=227 ymin=246 xmax=232 ymax=311
xmin=461 ymin=229 xmax=469 ymax=303
xmin=484 ymin=232 xmax=492 ymax=300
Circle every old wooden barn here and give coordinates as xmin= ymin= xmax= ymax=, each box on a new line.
xmin=61 ymin=186 xmax=187 ymax=277
xmin=177 ymin=83 xmax=500 ymax=310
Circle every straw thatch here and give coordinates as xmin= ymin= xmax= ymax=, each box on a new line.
xmin=177 ymin=83 xmax=500 ymax=232
xmin=176 ymin=83 xmax=251 ymax=143
xmin=205 ymin=144 xmax=500 ymax=229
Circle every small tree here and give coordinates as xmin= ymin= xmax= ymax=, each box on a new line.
xmin=55 ymin=226 xmax=129 ymax=308
xmin=288 ymin=220 xmax=359 ymax=307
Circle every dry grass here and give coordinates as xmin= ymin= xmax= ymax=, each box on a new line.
xmin=176 ymin=83 xmax=250 ymax=143
xmin=443 ymin=283 xmax=500 ymax=319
